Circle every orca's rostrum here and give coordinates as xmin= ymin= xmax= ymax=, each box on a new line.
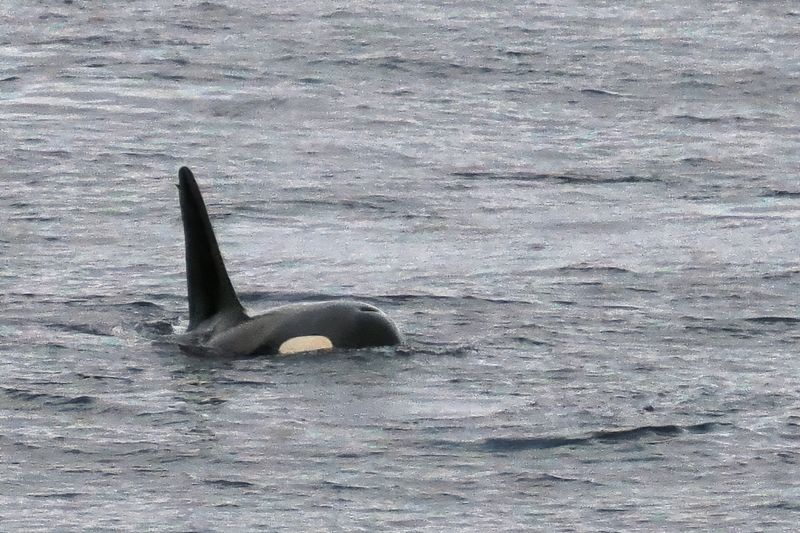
xmin=176 ymin=166 xmax=401 ymax=356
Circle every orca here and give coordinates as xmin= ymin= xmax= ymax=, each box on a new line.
xmin=176 ymin=166 xmax=401 ymax=356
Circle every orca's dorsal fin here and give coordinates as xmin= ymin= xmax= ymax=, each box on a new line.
xmin=178 ymin=166 xmax=246 ymax=330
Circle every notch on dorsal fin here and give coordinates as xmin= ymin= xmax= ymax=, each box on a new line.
xmin=178 ymin=166 xmax=246 ymax=330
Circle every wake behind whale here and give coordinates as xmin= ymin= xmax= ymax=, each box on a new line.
xmin=175 ymin=166 xmax=401 ymax=356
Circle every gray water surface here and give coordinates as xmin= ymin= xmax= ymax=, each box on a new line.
xmin=2 ymin=1 xmax=800 ymax=531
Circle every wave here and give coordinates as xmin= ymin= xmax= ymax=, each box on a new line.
xmin=28 ymin=492 xmax=85 ymax=499
xmin=451 ymin=170 xmax=658 ymax=185
xmin=203 ymin=479 xmax=256 ymax=489
xmin=670 ymin=114 xmax=762 ymax=124
xmin=481 ymin=422 xmax=720 ymax=452
xmin=276 ymin=195 xmax=401 ymax=214
xmin=135 ymin=320 xmax=175 ymax=336
xmin=47 ymin=322 xmax=115 ymax=337
xmin=195 ymin=1 xmax=244 ymax=15
xmin=671 ymin=114 xmax=724 ymax=124
xmin=322 ymin=481 xmax=370 ymax=491
xmin=761 ymin=269 xmax=800 ymax=280
xmin=580 ymin=88 xmax=634 ymax=98
xmin=311 ymin=55 xmax=503 ymax=77
xmin=1 ymin=387 xmax=96 ymax=409
xmin=743 ymin=316 xmax=800 ymax=325
xmin=238 ymin=290 xmax=535 ymax=307
xmin=680 ymin=157 xmax=715 ymax=166
xmin=75 ymin=373 xmax=134 ymax=384
xmin=761 ymin=189 xmax=800 ymax=198
xmin=554 ymin=264 xmax=633 ymax=275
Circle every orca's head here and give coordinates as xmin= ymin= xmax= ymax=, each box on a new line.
xmin=351 ymin=304 xmax=402 ymax=348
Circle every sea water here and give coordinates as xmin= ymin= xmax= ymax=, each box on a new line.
xmin=1 ymin=1 xmax=799 ymax=530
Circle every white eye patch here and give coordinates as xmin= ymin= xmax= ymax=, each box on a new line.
xmin=278 ymin=335 xmax=334 ymax=355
